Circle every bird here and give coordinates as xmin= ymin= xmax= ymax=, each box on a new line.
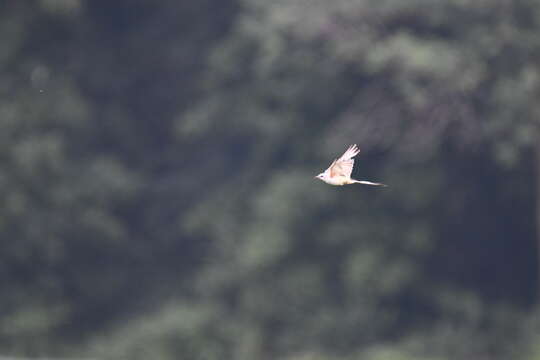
xmin=315 ymin=144 xmax=387 ymax=187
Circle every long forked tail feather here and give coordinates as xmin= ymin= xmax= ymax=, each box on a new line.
xmin=352 ymin=179 xmax=387 ymax=187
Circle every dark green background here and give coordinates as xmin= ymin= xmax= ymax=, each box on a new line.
xmin=1 ymin=1 xmax=540 ymax=359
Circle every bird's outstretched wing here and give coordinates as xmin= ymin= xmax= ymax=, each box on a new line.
xmin=328 ymin=144 xmax=360 ymax=178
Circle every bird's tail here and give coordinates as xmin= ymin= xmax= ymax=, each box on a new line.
xmin=351 ymin=179 xmax=387 ymax=187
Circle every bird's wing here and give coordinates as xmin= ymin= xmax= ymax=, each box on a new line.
xmin=328 ymin=144 xmax=360 ymax=178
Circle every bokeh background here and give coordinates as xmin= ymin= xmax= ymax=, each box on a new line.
xmin=2 ymin=1 xmax=540 ymax=359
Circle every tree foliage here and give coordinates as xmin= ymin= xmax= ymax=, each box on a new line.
xmin=1 ymin=1 xmax=540 ymax=359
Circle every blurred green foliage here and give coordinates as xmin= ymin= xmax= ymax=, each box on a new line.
xmin=1 ymin=0 xmax=540 ymax=359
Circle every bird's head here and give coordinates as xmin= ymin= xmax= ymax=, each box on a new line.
xmin=315 ymin=173 xmax=327 ymax=181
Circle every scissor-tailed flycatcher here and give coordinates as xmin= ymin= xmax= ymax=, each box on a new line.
xmin=315 ymin=144 xmax=387 ymax=186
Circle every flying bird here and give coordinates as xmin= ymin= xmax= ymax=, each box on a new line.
xmin=315 ymin=144 xmax=387 ymax=187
